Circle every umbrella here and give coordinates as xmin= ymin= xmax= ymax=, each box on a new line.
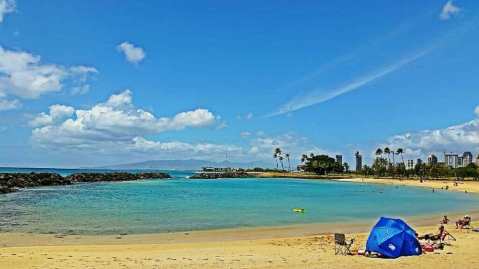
xmin=366 ymin=217 xmax=422 ymax=258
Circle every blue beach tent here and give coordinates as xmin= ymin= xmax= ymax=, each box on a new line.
xmin=366 ymin=217 xmax=422 ymax=258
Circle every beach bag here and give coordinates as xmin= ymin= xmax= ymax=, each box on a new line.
xmin=422 ymin=244 xmax=434 ymax=252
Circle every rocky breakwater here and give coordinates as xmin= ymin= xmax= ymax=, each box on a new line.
xmin=66 ymin=172 xmax=171 ymax=182
xmin=0 ymin=172 xmax=171 ymax=194
xmin=0 ymin=173 xmax=70 ymax=194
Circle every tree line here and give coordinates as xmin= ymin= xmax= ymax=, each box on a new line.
xmin=359 ymin=147 xmax=479 ymax=180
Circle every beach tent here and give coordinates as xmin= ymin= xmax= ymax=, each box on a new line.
xmin=366 ymin=217 xmax=422 ymax=258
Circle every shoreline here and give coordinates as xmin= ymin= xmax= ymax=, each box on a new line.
xmin=1 ymin=176 xmax=478 ymax=268
xmin=1 ymin=216 xmax=477 ymax=269
xmin=1 ymin=174 xmax=478 ymax=247
xmin=251 ymin=171 xmax=479 ymax=194
xmin=1 ymin=210 xmax=477 ymax=248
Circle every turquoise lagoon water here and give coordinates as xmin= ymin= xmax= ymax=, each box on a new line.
xmin=1 ymin=170 xmax=478 ymax=235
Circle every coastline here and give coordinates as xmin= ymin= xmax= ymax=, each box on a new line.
xmin=250 ymin=171 xmax=479 ymax=194
xmin=1 ymin=175 xmax=479 ymax=268
xmin=1 ymin=210 xmax=477 ymax=248
xmin=1 ymin=217 xmax=478 ymax=268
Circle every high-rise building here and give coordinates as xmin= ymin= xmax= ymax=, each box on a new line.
xmin=417 ymin=158 xmax=423 ymax=165
xmin=444 ymin=153 xmax=458 ymax=168
xmin=427 ymin=154 xmax=438 ymax=165
xmin=476 ymin=155 xmax=479 ymax=167
xmin=407 ymin=160 xmax=414 ymax=170
xmin=355 ymin=151 xmax=362 ymax=172
xmin=457 ymin=156 xmax=464 ymax=167
xmin=336 ymin=155 xmax=343 ymax=166
xmin=463 ymin=152 xmax=473 ymax=167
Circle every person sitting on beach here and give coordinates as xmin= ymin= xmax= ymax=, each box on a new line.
xmin=437 ymin=225 xmax=447 ymax=241
xmin=456 ymin=215 xmax=471 ymax=229
xmin=418 ymin=225 xmax=449 ymax=242
xmin=441 ymin=215 xmax=449 ymax=224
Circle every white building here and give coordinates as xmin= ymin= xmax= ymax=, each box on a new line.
xmin=407 ymin=160 xmax=414 ymax=170
xmin=444 ymin=153 xmax=459 ymax=168
xmin=463 ymin=152 xmax=473 ymax=167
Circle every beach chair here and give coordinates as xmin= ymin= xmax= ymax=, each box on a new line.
xmin=444 ymin=231 xmax=456 ymax=242
xmin=334 ymin=233 xmax=354 ymax=255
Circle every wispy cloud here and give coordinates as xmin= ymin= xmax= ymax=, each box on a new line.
xmin=440 ymin=0 xmax=461 ymax=21
xmin=0 ymin=0 xmax=15 ymax=23
xmin=270 ymin=49 xmax=431 ymax=117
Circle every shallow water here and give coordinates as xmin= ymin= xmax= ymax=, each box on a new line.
xmin=0 ymin=170 xmax=478 ymax=235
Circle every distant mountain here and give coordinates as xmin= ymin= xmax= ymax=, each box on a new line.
xmin=96 ymin=159 xmax=271 ymax=171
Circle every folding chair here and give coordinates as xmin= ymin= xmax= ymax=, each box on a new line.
xmin=334 ymin=233 xmax=354 ymax=255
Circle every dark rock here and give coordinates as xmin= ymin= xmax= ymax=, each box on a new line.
xmin=0 ymin=185 xmax=15 ymax=194
xmin=0 ymin=171 xmax=171 ymax=195
xmin=66 ymin=172 xmax=170 ymax=183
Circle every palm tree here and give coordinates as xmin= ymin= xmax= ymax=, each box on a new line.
xmin=375 ymin=148 xmax=383 ymax=159
xmin=285 ymin=153 xmax=291 ymax=172
xmin=275 ymin=148 xmax=282 ymax=157
xmin=396 ymin=148 xmax=404 ymax=164
xmin=273 ymin=152 xmax=278 ymax=169
xmin=279 ymin=156 xmax=285 ymax=171
xmin=301 ymin=154 xmax=308 ymax=163
xmin=384 ymin=147 xmax=391 ymax=164
xmin=274 ymin=148 xmax=282 ymax=170
xmin=343 ymin=162 xmax=349 ymax=172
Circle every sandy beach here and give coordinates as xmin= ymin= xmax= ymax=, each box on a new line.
xmin=1 ymin=177 xmax=478 ymax=269
xmin=0 ymin=222 xmax=478 ymax=269
xmin=254 ymin=171 xmax=479 ymax=194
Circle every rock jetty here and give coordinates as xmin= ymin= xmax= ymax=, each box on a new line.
xmin=66 ymin=172 xmax=170 ymax=182
xmin=0 ymin=172 xmax=171 ymax=194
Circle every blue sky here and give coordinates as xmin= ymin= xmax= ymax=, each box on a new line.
xmin=0 ymin=0 xmax=479 ymax=167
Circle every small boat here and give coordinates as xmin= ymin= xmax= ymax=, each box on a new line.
xmin=293 ymin=208 xmax=305 ymax=213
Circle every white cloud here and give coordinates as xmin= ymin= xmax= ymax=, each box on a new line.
xmin=0 ymin=46 xmax=97 ymax=105
xmin=216 ymin=121 xmax=228 ymax=129
xmin=130 ymin=137 xmax=244 ymax=160
xmin=440 ymin=1 xmax=461 ymax=20
xmin=29 ymin=104 xmax=75 ymax=127
xmin=247 ymin=133 xmax=331 ymax=162
xmin=0 ymin=0 xmax=15 ymax=23
xmin=271 ymin=50 xmax=430 ymax=116
xmin=240 ymin=131 xmax=251 ymax=138
xmin=117 ymin=42 xmax=145 ymax=64
xmin=71 ymin=84 xmax=91 ymax=95
xmin=0 ymin=98 xmax=20 ymax=111
xmin=31 ymin=90 xmax=217 ymax=148
xmin=237 ymin=112 xmax=254 ymax=120
xmin=379 ymin=106 xmax=479 ymax=159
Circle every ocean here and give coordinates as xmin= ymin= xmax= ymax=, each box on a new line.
xmin=0 ymin=169 xmax=477 ymax=235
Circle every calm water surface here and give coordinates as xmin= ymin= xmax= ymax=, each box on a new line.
xmin=0 ymin=170 xmax=478 ymax=235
